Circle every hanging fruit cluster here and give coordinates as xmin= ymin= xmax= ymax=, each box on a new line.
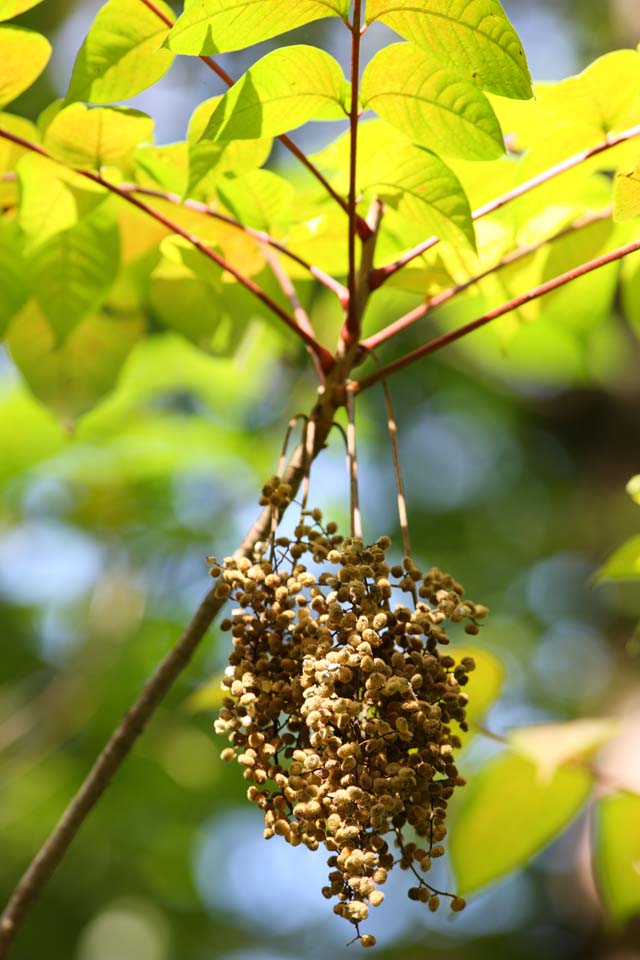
xmin=212 ymin=480 xmax=487 ymax=947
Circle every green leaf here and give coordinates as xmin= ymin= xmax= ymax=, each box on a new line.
xmin=43 ymin=104 xmax=154 ymax=171
xmin=17 ymin=153 xmax=108 ymax=249
xmin=361 ymin=144 xmax=475 ymax=248
xmin=134 ymin=142 xmax=189 ymax=195
xmin=450 ymin=752 xmax=591 ymax=893
xmin=627 ymin=475 xmax=640 ymax=505
xmin=366 ymin=0 xmax=532 ymax=100
xmin=508 ymin=718 xmax=619 ymax=782
xmin=0 ymin=0 xmax=43 ymax=21
xmin=454 ymin=645 xmax=504 ymax=727
xmin=0 ymin=218 xmax=28 ymax=336
xmin=596 ymin=534 xmax=640 ymax=582
xmin=29 ymin=205 xmax=121 ymax=339
xmin=614 ymin=165 xmax=640 ymax=222
xmin=361 ymin=42 xmax=504 ymax=161
xmin=149 ymin=248 xmax=223 ymax=349
xmin=6 ymin=301 xmax=144 ymax=420
xmin=198 ymin=45 xmax=347 ymax=142
xmin=217 ymin=169 xmax=294 ymax=232
xmin=0 ymin=26 xmax=51 ymax=108
xmin=67 ymin=0 xmax=175 ymax=103
xmin=166 ymin=0 xmax=348 ymax=56
xmin=595 ymin=792 xmax=640 ymax=926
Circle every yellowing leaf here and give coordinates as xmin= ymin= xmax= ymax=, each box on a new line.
xmin=450 ymin=752 xmax=591 ymax=893
xmin=615 ymin=165 xmax=640 ymax=222
xmin=67 ymin=0 xmax=175 ymax=103
xmin=199 ymin=45 xmax=347 ymax=142
xmin=44 ymin=103 xmax=153 ymax=171
xmin=0 ymin=26 xmax=51 ymax=108
xmin=7 ymin=302 xmax=144 ymax=420
xmin=361 ymin=42 xmax=504 ymax=161
xmin=166 ymin=0 xmax=348 ymax=55
xmin=366 ymin=0 xmax=532 ymax=100
xmin=596 ymin=534 xmax=640 ymax=582
xmin=508 ymin=718 xmax=619 ymax=782
xmin=0 ymin=0 xmax=43 ymax=20
xmin=595 ymin=792 xmax=640 ymax=926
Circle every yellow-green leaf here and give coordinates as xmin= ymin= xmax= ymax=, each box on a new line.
xmin=166 ymin=0 xmax=348 ymax=56
xmin=450 ymin=752 xmax=591 ymax=893
xmin=361 ymin=42 xmax=504 ymax=161
xmin=0 ymin=26 xmax=51 ymax=108
xmin=67 ymin=0 xmax=175 ymax=103
xmin=366 ymin=0 xmax=532 ymax=100
xmin=199 ymin=45 xmax=347 ymax=142
xmin=627 ymin=475 xmax=640 ymax=505
xmin=615 ymin=165 xmax=640 ymax=222
xmin=0 ymin=0 xmax=43 ymax=21
xmin=217 ymin=169 xmax=294 ymax=232
xmin=0 ymin=218 xmax=28 ymax=336
xmin=596 ymin=534 xmax=640 ymax=582
xmin=17 ymin=152 xmax=108 ymax=248
xmin=508 ymin=718 xmax=619 ymax=782
xmin=149 ymin=253 xmax=222 ymax=349
xmin=184 ymin=674 xmax=226 ymax=712
xmin=595 ymin=792 xmax=640 ymax=926
xmin=6 ymin=302 xmax=144 ymax=420
xmin=44 ymin=103 xmax=153 ymax=171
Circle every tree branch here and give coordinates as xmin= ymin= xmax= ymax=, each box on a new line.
xmin=361 ymin=207 xmax=613 ymax=351
xmin=119 ymin=183 xmax=349 ymax=302
xmin=0 ymin=128 xmax=335 ymax=374
xmin=370 ymin=124 xmax=640 ymax=288
xmin=343 ymin=0 xmax=365 ymax=346
xmin=0 ymin=368 xmax=351 ymax=958
xmin=138 ymin=0 xmax=361 ymax=227
xmin=354 ymin=237 xmax=640 ymax=391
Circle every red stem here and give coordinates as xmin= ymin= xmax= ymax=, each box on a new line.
xmin=0 ymin=128 xmax=334 ymax=373
xmin=139 ymin=0 xmax=360 ymax=226
xmin=343 ymin=0 xmax=364 ymax=345
xmin=370 ymin=123 xmax=640 ymax=288
xmin=361 ymin=206 xmax=613 ymax=351
xmin=355 ymin=237 xmax=640 ymax=391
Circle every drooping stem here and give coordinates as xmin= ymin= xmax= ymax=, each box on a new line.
xmin=344 ymin=0 xmax=364 ymax=345
xmin=0 ymin=128 xmax=334 ymax=374
xmin=355 ymin=237 xmax=640 ymax=391
xmin=138 ymin=0 xmax=359 ymax=224
xmin=0 ymin=370 xmax=349 ymax=958
xmin=370 ymin=124 xmax=640 ymax=288
xmin=362 ymin=206 xmax=613 ymax=351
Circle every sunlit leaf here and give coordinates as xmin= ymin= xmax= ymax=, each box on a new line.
xmin=166 ymin=0 xmax=348 ymax=56
xmin=134 ymin=142 xmax=189 ymax=195
xmin=17 ymin=152 xmax=108 ymax=248
xmin=596 ymin=534 xmax=640 ymax=582
xmin=149 ymin=251 xmax=223 ymax=349
xmin=450 ymin=751 xmax=592 ymax=893
xmin=595 ymin=792 xmax=640 ymax=926
xmin=44 ymin=103 xmax=153 ymax=171
xmin=0 ymin=0 xmax=43 ymax=20
xmin=29 ymin=205 xmax=121 ymax=338
xmin=361 ymin=42 xmax=504 ymax=161
xmin=614 ymin=165 xmax=640 ymax=222
xmin=0 ymin=26 xmax=51 ymax=108
xmin=6 ymin=301 xmax=145 ymax=420
xmin=627 ymin=475 xmax=640 ymax=505
xmin=366 ymin=0 xmax=532 ymax=100
xmin=0 ymin=112 xmax=39 ymax=206
xmin=67 ymin=0 xmax=175 ymax=103
xmin=0 ymin=218 xmax=28 ymax=336
xmin=508 ymin=718 xmax=619 ymax=781
xmin=198 ymin=45 xmax=347 ymax=142
xmin=361 ymin=144 xmax=475 ymax=248
xmin=217 ymin=169 xmax=294 ymax=232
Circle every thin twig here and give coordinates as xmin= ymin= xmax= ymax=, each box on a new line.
xmin=344 ymin=0 xmax=364 ymax=345
xmin=138 ymin=0 xmax=360 ymax=225
xmin=370 ymin=124 xmax=640 ymax=288
xmin=0 ymin=128 xmax=335 ymax=373
xmin=355 ymin=236 xmax=640 ymax=392
xmin=121 ymin=183 xmax=349 ymax=302
xmin=345 ymin=382 xmax=362 ymax=539
xmin=361 ymin=207 xmax=613 ymax=351
xmin=0 ymin=372 xmax=349 ymax=957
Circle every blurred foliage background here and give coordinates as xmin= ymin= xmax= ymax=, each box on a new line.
xmin=2 ymin=2 xmax=640 ymax=959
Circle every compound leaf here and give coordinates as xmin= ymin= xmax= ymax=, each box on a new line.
xmin=67 ymin=0 xmax=175 ymax=103
xmin=366 ymin=0 xmax=532 ymax=100
xmin=166 ymin=0 xmax=348 ymax=56
xmin=198 ymin=45 xmax=347 ymax=142
xmin=450 ymin=751 xmax=591 ymax=893
xmin=361 ymin=42 xmax=504 ymax=161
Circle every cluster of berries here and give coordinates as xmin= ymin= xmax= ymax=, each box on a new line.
xmin=212 ymin=483 xmax=486 ymax=947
